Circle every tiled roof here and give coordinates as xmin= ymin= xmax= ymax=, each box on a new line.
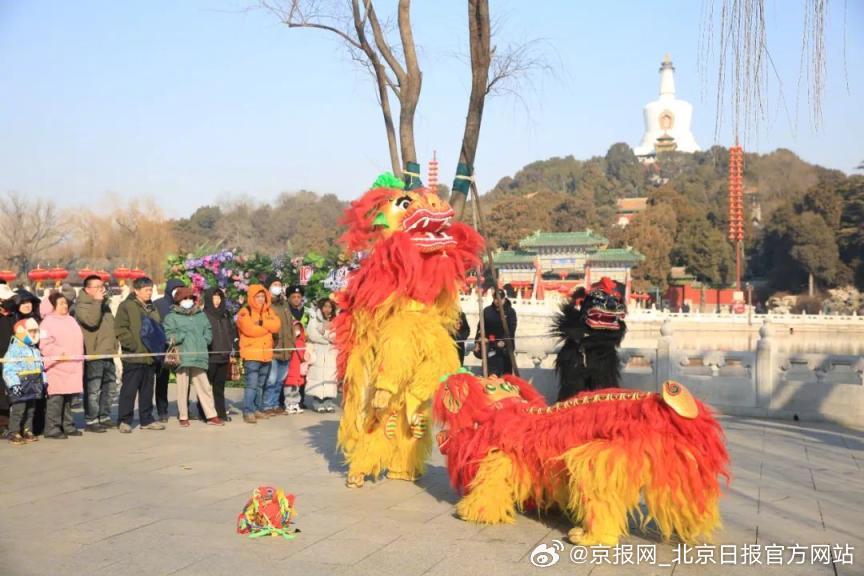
xmin=587 ymin=248 xmax=645 ymax=263
xmin=616 ymin=198 xmax=648 ymax=212
xmin=519 ymin=230 xmax=608 ymax=248
xmin=492 ymin=250 xmax=537 ymax=265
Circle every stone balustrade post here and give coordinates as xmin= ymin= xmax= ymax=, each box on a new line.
xmin=755 ymin=320 xmax=775 ymax=409
xmin=656 ymin=319 xmax=674 ymax=390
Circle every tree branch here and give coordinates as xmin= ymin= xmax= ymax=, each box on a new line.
xmin=364 ymin=0 xmax=406 ymax=84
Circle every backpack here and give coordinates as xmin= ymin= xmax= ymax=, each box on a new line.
xmin=140 ymin=314 xmax=167 ymax=359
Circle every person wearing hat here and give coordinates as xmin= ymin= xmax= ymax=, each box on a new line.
xmin=11 ymin=288 xmax=46 ymax=434
xmin=3 ymin=318 xmax=46 ymax=445
xmin=0 ymin=283 xmax=17 ymax=435
xmin=162 ymin=287 xmax=223 ymax=427
xmin=153 ymin=278 xmax=186 ymax=422
xmin=283 ymin=285 xmax=308 ymax=413
xmin=13 ymin=288 xmax=42 ymax=323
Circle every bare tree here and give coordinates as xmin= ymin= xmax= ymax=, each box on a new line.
xmin=0 ymin=191 xmax=70 ymax=274
xmin=261 ymin=0 xmax=421 ymax=179
xmin=702 ymin=0 xmax=829 ymax=141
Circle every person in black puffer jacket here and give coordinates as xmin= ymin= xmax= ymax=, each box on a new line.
xmin=200 ymin=288 xmax=237 ymax=420
xmin=0 ymin=284 xmax=17 ymax=435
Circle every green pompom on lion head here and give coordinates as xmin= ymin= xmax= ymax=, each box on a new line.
xmin=371 ymin=172 xmax=405 ymax=190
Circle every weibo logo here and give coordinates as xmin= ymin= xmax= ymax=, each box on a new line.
xmin=529 ymin=540 xmax=565 ymax=568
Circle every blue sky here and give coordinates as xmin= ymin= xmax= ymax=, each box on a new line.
xmin=1 ymin=0 xmax=862 ymax=217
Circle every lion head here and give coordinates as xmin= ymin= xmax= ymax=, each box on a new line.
xmin=433 ymin=371 xmax=546 ymax=453
xmin=337 ymin=174 xmax=483 ymax=309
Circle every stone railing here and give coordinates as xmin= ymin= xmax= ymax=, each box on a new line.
xmin=462 ymin=319 xmax=864 ymax=429
xmin=459 ymin=294 xmax=864 ymax=326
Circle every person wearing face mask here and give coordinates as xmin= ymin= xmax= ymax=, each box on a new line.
xmin=3 ymin=318 xmax=46 ymax=445
xmin=264 ymin=279 xmax=292 ymax=416
xmin=153 ymin=278 xmax=186 ymax=422
xmin=163 ymin=287 xmax=223 ymax=427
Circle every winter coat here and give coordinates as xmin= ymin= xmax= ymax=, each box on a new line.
xmin=115 ymin=293 xmax=161 ymax=365
xmin=304 ymin=308 xmax=338 ymax=400
xmin=236 ymin=285 xmax=281 ymax=363
xmin=203 ymin=288 xmax=236 ymax=364
xmin=75 ymin=290 xmax=118 ymax=356
xmin=39 ymin=312 xmax=85 ymax=395
xmin=0 ymin=312 xmax=15 ymax=360
xmin=3 ymin=337 xmax=46 ymax=403
xmin=163 ymin=306 xmax=212 ymax=371
xmin=284 ymin=321 xmax=306 ymax=387
xmin=155 ymin=279 xmax=186 ymax=324
xmin=454 ymin=311 xmax=470 ymax=365
xmin=475 ymin=301 xmax=518 ymax=377
xmin=0 ymin=311 xmax=15 ymax=408
xmin=38 ymin=284 xmax=77 ymax=319
xmin=270 ymin=298 xmax=294 ymax=362
xmin=13 ymin=289 xmax=42 ymax=323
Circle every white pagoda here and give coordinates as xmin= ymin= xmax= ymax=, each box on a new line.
xmin=634 ymin=54 xmax=700 ymax=157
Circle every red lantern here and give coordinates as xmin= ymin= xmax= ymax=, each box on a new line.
xmin=78 ymin=268 xmax=96 ymax=280
xmin=0 ymin=270 xmax=16 ymax=283
xmin=113 ymin=267 xmax=131 ymax=287
xmin=28 ymin=267 xmax=50 ymax=288
xmin=128 ymin=268 xmax=146 ymax=281
xmin=96 ymin=269 xmax=111 ymax=283
xmin=49 ymin=267 xmax=68 ymax=287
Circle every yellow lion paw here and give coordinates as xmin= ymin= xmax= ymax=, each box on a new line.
xmin=346 ymin=474 xmax=366 ymax=488
xmin=568 ymin=526 xmax=620 ymax=546
xmin=386 ymin=470 xmax=419 ymax=482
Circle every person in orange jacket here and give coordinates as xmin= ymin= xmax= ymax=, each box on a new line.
xmin=236 ymin=285 xmax=281 ymax=423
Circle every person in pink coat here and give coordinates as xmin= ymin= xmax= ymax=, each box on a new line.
xmin=39 ymin=292 xmax=85 ymax=439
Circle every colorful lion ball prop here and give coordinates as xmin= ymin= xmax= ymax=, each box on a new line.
xmin=554 ymin=276 xmax=627 ymax=402
xmin=433 ymin=371 xmax=730 ymax=546
xmin=334 ymin=173 xmax=483 ymax=488
xmin=236 ymin=486 xmax=298 ymax=539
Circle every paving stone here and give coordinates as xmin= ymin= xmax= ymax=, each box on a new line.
xmin=2 ymin=396 xmax=863 ymax=576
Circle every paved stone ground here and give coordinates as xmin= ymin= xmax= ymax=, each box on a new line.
xmin=2 ymin=388 xmax=862 ymax=576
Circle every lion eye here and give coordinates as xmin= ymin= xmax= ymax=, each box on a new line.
xmin=395 ymin=195 xmax=412 ymax=210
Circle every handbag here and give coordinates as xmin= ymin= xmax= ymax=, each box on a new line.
xmin=163 ymin=338 xmax=182 ymax=371
xmin=8 ymin=370 xmax=45 ymax=402
xmin=230 ymin=356 xmax=242 ymax=382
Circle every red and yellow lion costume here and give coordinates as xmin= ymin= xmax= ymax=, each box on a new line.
xmin=334 ymin=174 xmax=482 ymax=488
xmin=433 ymin=371 xmax=730 ymax=546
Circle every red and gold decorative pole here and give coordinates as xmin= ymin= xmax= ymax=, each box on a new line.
xmin=428 ymin=151 xmax=439 ymax=191
xmin=728 ymin=145 xmax=745 ymax=291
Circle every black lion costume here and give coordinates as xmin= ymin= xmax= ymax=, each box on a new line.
xmin=553 ymin=277 xmax=627 ymax=402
